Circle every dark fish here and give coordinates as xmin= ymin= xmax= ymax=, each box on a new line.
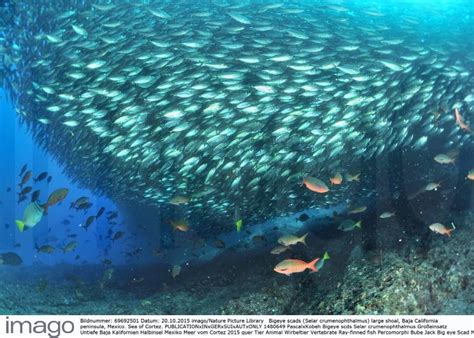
xmin=96 ymin=207 xmax=105 ymax=219
xmin=67 ymin=234 xmax=78 ymax=238
xmin=19 ymin=164 xmax=27 ymax=178
xmin=61 ymin=219 xmax=71 ymax=225
xmin=31 ymin=190 xmax=41 ymax=202
xmin=19 ymin=186 xmax=32 ymax=195
xmin=214 ymin=239 xmax=226 ymax=249
xmin=47 ymin=176 xmax=52 ymax=184
xmin=112 ymin=231 xmax=124 ymax=241
xmin=76 ymin=202 xmax=93 ymax=212
xmin=6 ymin=187 xmax=11 ymax=192
xmin=298 ymin=213 xmax=310 ymax=222
xmin=14 ymin=243 xmax=21 ymax=248
xmin=5 ymin=223 xmax=10 ymax=229
xmin=252 ymin=235 xmax=267 ymax=244
xmin=107 ymin=211 xmax=118 ymax=221
xmin=0 ymin=252 xmax=23 ymax=266
xmin=19 ymin=171 xmax=32 ymax=188
xmin=103 ymin=259 xmax=112 ymax=265
xmin=75 ymin=254 xmax=80 ymax=260
xmin=36 ymin=244 xmax=55 ymax=254
xmin=70 ymin=196 xmax=89 ymax=209
xmin=82 ymin=215 xmax=96 ymax=231
xmin=33 ymin=172 xmax=48 ymax=183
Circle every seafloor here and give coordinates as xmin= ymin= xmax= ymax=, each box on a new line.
xmin=0 ymin=211 xmax=472 ymax=315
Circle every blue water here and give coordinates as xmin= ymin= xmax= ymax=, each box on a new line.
xmin=0 ymin=89 xmax=134 ymax=266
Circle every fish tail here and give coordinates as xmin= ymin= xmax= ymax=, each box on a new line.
xmin=307 ymin=258 xmax=320 ymax=272
xmin=42 ymin=203 xmax=49 ymax=215
xmin=355 ymin=221 xmax=362 ymax=229
xmin=15 ymin=220 xmax=25 ymax=232
xmin=446 ymin=228 xmax=454 ymax=237
xmin=301 ymin=232 xmax=309 ymax=245
xmin=323 ymin=251 xmax=330 ymax=260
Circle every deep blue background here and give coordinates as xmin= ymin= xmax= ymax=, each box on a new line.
xmin=0 ymin=89 xmax=141 ymax=266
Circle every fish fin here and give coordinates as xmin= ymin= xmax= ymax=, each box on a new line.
xmin=446 ymin=229 xmax=454 ymax=237
xmin=301 ymin=232 xmax=309 ymax=245
xmin=323 ymin=251 xmax=330 ymax=260
xmin=308 ymin=258 xmax=320 ymax=272
xmin=42 ymin=204 xmax=49 ymax=215
xmin=15 ymin=220 xmax=25 ymax=232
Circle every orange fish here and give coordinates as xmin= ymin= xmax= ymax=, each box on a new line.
xmin=274 ymin=258 xmax=320 ymax=276
xmin=170 ymin=219 xmax=189 ymax=232
xmin=330 ymin=172 xmax=343 ymax=185
xmin=429 ymin=223 xmax=455 ymax=237
xmin=454 ymin=107 xmax=471 ymax=132
xmin=43 ymin=188 xmax=69 ymax=214
xmin=303 ymin=177 xmax=329 ymax=193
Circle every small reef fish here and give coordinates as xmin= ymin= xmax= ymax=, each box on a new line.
xmin=19 ymin=164 xmax=27 ymax=178
xmin=454 ymin=107 xmax=471 ymax=132
xmin=429 ymin=223 xmax=455 ymax=237
xmin=33 ymin=172 xmax=48 ymax=183
xmin=31 ymin=190 xmax=41 ymax=203
xmin=81 ymin=215 xmax=96 ymax=231
xmin=345 ymin=173 xmax=361 ymax=182
xmin=70 ymin=196 xmax=89 ymax=209
xmin=112 ymin=231 xmax=124 ymax=241
xmin=44 ymin=188 xmax=69 ymax=213
xmin=303 ymin=177 xmax=329 ymax=193
xmin=467 ymin=169 xmax=474 ymax=181
xmin=171 ymin=265 xmax=181 ymax=279
xmin=214 ymin=239 xmax=226 ymax=248
xmin=96 ymin=207 xmax=105 ymax=219
xmin=274 ymin=258 xmax=320 ymax=276
xmin=424 ymin=182 xmax=441 ymax=191
xmin=0 ymin=252 xmax=23 ymax=266
xmin=170 ymin=219 xmax=189 ymax=232
xmin=36 ymin=244 xmax=55 ymax=254
xmin=379 ymin=212 xmax=396 ymax=219
xmin=315 ymin=252 xmax=330 ymax=271
xmin=19 ymin=170 xmax=32 ymax=188
xmin=278 ymin=233 xmax=308 ymax=247
xmin=270 ymin=245 xmax=290 ymax=255
xmin=338 ymin=219 xmax=362 ymax=231
xmin=330 ymin=172 xmax=343 ymax=185
xmin=16 ymin=202 xmax=44 ymax=232
xmin=434 ymin=153 xmax=456 ymax=165
xmin=298 ymin=213 xmax=309 ymax=222
xmin=169 ymin=195 xmax=191 ymax=205
xmin=61 ymin=241 xmax=78 ymax=253
xmin=348 ymin=206 xmax=367 ymax=214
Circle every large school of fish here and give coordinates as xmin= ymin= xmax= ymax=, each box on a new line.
xmin=1 ymin=0 xmax=473 ymax=240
